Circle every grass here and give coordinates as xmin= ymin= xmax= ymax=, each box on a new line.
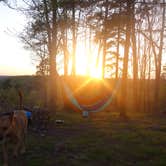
xmin=0 ymin=111 xmax=166 ymax=166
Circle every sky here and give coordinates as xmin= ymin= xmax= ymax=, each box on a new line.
xmin=0 ymin=2 xmax=101 ymax=77
xmin=0 ymin=3 xmax=36 ymax=76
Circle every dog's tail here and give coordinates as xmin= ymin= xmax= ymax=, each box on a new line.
xmin=18 ymin=89 xmax=23 ymax=110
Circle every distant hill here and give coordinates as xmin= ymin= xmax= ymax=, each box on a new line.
xmin=0 ymin=75 xmax=33 ymax=80
xmin=0 ymin=75 xmax=10 ymax=80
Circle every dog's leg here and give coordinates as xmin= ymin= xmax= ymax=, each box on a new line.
xmin=2 ymin=137 xmax=8 ymax=166
xmin=20 ymin=118 xmax=28 ymax=154
xmin=20 ymin=132 xmax=26 ymax=154
xmin=13 ymin=138 xmax=21 ymax=158
xmin=20 ymin=118 xmax=27 ymax=154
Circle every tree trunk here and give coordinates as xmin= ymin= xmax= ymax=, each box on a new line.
xmin=63 ymin=8 xmax=68 ymax=76
xmin=101 ymin=0 xmax=108 ymax=78
xmin=131 ymin=1 xmax=138 ymax=112
xmin=154 ymin=0 xmax=165 ymax=111
xmin=116 ymin=25 xmax=120 ymax=79
xmin=48 ymin=0 xmax=58 ymax=112
xmin=71 ymin=0 xmax=76 ymax=76
xmin=120 ymin=1 xmax=132 ymax=118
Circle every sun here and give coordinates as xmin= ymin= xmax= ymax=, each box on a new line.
xmin=90 ymin=67 xmax=102 ymax=79
xmin=75 ymin=43 xmax=102 ymax=79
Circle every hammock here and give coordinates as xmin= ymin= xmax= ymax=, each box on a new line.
xmin=63 ymin=77 xmax=121 ymax=113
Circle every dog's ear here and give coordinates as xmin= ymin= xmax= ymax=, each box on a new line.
xmin=18 ymin=89 xmax=23 ymax=110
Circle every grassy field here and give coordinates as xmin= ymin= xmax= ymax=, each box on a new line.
xmin=1 ymin=111 xmax=165 ymax=166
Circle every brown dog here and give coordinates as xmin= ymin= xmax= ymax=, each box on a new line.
xmin=0 ymin=110 xmax=28 ymax=166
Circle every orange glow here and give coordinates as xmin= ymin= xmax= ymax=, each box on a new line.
xmin=76 ymin=43 xmax=102 ymax=79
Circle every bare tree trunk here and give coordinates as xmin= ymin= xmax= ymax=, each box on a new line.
xmin=120 ymin=1 xmax=132 ymax=118
xmin=147 ymin=47 xmax=152 ymax=112
xmin=154 ymin=0 xmax=165 ymax=111
xmin=116 ymin=25 xmax=120 ymax=79
xmin=143 ymin=39 xmax=147 ymax=112
xmin=101 ymin=0 xmax=108 ymax=78
xmin=87 ymin=28 xmax=92 ymax=76
xmin=63 ymin=30 xmax=68 ymax=76
xmin=63 ymin=8 xmax=68 ymax=76
xmin=131 ymin=1 xmax=138 ymax=112
xmin=71 ymin=0 xmax=76 ymax=76
xmin=147 ymin=1 xmax=165 ymax=112
xmin=46 ymin=0 xmax=58 ymax=112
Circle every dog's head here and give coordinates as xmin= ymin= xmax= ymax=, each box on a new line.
xmin=0 ymin=112 xmax=14 ymax=139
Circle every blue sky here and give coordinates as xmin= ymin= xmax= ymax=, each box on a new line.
xmin=0 ymin=2 xmax=35 ymax=75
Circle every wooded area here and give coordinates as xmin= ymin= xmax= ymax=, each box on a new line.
xmin=1 ymin=0 xmax=166 ymax=116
